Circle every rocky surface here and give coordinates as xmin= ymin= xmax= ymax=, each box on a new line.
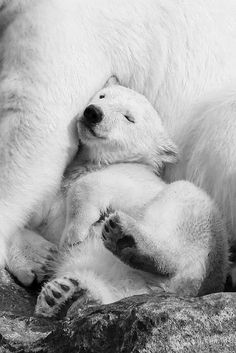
xmin=0 ymin=268 xmax=236 ymax=353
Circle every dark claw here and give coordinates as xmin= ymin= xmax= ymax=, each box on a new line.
xmin=104 ymin=224 xmax=109 ymax=233
xmin=59 ymin=284 xmax=70 ymax=292
xmin=52 ymin=290 xmax=62 ymax=299
xmin=45 ymin=295 xmax=56 ymax=307
xmin=69 ymin=278 xmax=79 ymax=286
xmin=109 ymin=219 xmax=116 ymax=229
xmin=102 ymin=231 xmax=107 ymax=240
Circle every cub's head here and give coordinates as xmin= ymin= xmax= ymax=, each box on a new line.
xmin=78 ymin=84 xmax=177 ymax=174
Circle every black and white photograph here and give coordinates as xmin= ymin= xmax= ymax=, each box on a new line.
xmin=0 ymin=1 xmax=236 ymax=352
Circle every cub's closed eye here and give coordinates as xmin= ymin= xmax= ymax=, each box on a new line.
xmin=124 ymin=114 xmax=135 ymax=123
xmin=99 ymin=94 xmax=105 ymax=99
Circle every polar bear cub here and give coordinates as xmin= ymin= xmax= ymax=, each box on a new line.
xmin=35 ymin=85 xmax=228 ymax=317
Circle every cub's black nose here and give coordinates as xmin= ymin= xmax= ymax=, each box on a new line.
xmin=83 ymin=104 xmax=103 ymax=125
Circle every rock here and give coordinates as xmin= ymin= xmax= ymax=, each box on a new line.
xmin=1 ymin=268 xmax=236 ymax=353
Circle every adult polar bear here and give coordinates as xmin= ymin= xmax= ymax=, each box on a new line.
xmin=0 ymin=0 xmax=236 ymax=267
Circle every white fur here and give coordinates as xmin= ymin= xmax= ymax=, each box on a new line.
xmin=165 ymin=88 xmax=236 ymax=241
xmin=34 ymin=86 xmax=228 ymax=316
xmin=6 ymin=228 xmax=57 ymax=286
xmin=0 ymin=0 xmax=236 ymax=269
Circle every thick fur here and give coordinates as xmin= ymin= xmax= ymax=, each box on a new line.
xmin=165 ymin=89 xmax=236 ymax=240
xmin=34 ymin=86 xmax=228 ymax=317
xmin=0 ymin=1 xmax=236 ymax=270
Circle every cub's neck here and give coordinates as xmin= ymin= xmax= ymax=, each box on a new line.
xmin=61 ymin=143 xmax=162 ymax=192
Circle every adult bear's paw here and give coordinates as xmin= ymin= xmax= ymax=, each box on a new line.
xmin=6 ymin=229 xmax=58 ymax=287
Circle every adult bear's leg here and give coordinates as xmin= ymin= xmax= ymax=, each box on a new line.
xmin=0 ymin=2 xmax=111 ymax=266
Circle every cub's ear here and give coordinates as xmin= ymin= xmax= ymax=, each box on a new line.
xmin=104 ymin=76 xmax=119 ymax=87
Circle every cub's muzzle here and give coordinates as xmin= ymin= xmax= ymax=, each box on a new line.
xmin=83 ymin=104 xmax=103 ymax=126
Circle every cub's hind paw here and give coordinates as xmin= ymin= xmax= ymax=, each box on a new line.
xmin=35 ymin=276 xmax=99 ymax=317
xmin=102 ymin=212 xmax=136 ymax=257
xmin=35 ymin=276 xmax=80 ymax=317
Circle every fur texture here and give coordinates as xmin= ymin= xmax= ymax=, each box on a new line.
xmin=34 ymin=85 xmax=228 ymax=317
xmin=0 ymin=0 xmax=236 ymax=273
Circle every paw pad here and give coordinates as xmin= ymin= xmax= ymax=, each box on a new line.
xmin=35 ymin=276 xmax=80 ymax=317
xmin=102 ymin=212 xmax=136 ymax=255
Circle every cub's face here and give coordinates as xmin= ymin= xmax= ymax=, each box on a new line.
xmin=78 ymin=85 xmax=177 ymax=172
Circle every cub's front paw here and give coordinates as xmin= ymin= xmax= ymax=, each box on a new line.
xmin=35 ymin=276 xmax=99 ymax=317
xmin=6 ymin=229 xmax=58 ymax=287
xmin=102 ymin=212 xmax=136 ymax=257
xmin=102 ymin=212 xmax=160 ymax=274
